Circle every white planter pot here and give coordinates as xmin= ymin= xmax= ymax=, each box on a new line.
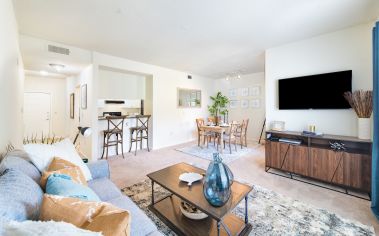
xmin=358 ymin=118 xmax=371 ymax=139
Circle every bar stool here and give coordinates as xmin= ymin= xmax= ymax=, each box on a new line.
xmin=101 ymin=116 xmax=126 ymax=159
xmin=129 ymin=115 xmax=151 ymax=156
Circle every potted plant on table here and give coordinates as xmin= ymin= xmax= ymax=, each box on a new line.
xmin=344 ymin=90 xmax=373 ymax=139
xmin=208 ymin=92 xmax=229 ymax=125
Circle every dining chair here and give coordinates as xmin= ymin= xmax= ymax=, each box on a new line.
xmin=235 ymin=119 xmax=249 ymax=148
xmin=223 ymin=123 xmax=239 ymax=154
xmin=196 ymin=118 xmax=214 ymax=147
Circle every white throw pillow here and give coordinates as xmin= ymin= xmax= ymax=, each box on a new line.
xmin=23 ymin=138 xmax=92 ymax=181
xmin=53 ymin=139 xmax=92 ymax=181
xmin=4 ymin=220 xmax=102 ymax=236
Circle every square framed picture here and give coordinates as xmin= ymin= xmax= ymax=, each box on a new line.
xmin=70 ymin=93 xmax=75 ymax=119
xmin=229 ymin=100 xmax=240 ymax=109
xmin=81 ymin=84 xmax=87 ymax=109
xmin=240 ymin=88 xmax=249 ymax=97
xmin=229 ymin=88 xmax=238 ymax=97
xmin=241 ymin=99 xmax=249 ymax=109
xmin=250 ymin=86 xmax=260 ymax=97
xmin=250 ymin=99 xmax=260 ymax=108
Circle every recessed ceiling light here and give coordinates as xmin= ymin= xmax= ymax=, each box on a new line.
xmin=49 ymin=63 xmax=65 ymax=72
xmin=40 ymin=70 xmax=48 ymax=76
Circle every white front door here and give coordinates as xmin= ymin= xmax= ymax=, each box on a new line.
xmin=23 ymin=92 xmax=51 ymax=137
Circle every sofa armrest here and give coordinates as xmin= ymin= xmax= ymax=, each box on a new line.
xmin=87 ymin=160 xmax=110 ymax=179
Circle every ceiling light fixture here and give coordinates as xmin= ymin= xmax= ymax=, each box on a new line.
xmin=49 ymin=63 xmax=65 ymax=72
xmin=40 ymin=70 xmax=49 ymax=76
xmin=225 ymin=72 xmax=242 ymax=81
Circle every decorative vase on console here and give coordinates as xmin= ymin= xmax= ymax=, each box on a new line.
xmin=203 ymin=153 xmax=234 ymax=207
xmin=344 ymin=90 xmax=373 ymax=140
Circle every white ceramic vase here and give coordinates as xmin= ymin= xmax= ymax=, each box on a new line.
xmin=358 ymin=118 xmax=371 ymax=140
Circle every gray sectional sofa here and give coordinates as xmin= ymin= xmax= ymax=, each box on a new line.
xmin=0 ymin=150 xmax=162 ymax=236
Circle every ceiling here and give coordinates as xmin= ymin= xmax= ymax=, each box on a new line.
xmin=19 ymin=35 xmax=92 ymax=77
xmin=13 ymin=0 xmax=379 ymax=78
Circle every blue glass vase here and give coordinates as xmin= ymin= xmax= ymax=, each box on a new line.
xmin=203 ymin=153 xmax=234 ymax=207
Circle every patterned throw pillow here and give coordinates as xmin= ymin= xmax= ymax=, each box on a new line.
xmin=40 ymin=194 xmax=131 ymax=236
xmin=40 ymin=158 xmax=87 ymax=189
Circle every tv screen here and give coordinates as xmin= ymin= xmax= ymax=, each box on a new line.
xmin=278 ymin=70 xmax=352 ymax=109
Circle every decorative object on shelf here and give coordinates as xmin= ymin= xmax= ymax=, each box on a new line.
xmin=73 ymin=127 xmax=92 ymax=144
xmin=344 ymin=90 xmax=373 ymax=139
xmin=308 ymin=125 xmax=316 ymax=133
xmin=179 ymin=201 xmax=208 ymax=220
xmin=250 ymin=86 xmax=260 ymax=97
xmin=270 ymin=121 xmax=285 ymax=131
xmin=70 ymin=93 xmax=74 ymax=119
xmin=329 ymin=141 xmax=346 ymax=152
xmin=250 ymin=99 xmax=260 ymax=108
xmin=81 ymin=84 xmax=87 ymax=109
xmin=179 ymin=172 xmax=203 ymax=186
xmin=241 ymin=99 xmax=249 ymax=109
xmin=208 ymin=92 xmax=229 ymax=125
xmin=203 ymin=153 xmax=234 ymax=207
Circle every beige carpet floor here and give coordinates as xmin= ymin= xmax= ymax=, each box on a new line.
xmin=107 ymin=141 xmax=379 ymax=234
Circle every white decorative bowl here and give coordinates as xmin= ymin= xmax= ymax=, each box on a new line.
xmin=180 ymin=201 xmax=208 ymax=220
xmin=179 ymin=172 xmax=203 ymax=186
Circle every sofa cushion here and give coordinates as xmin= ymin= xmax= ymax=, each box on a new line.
xmin=107 ymin=196 xmax=158 ymax=236
xmin=87 ymin=178 xmax=122 ymax=201
xmin=0 ymin=154 xmax=41 ymax=184
xmin=46 ymin=174 xmax=100 ymax=201
xmin=0 ymin=169 xmax=43 ymax=222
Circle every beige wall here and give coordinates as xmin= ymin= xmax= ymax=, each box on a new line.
xmin=24 ymin=75 xmax=67 ymax=137
xmin=214 ymin=72 xmax=266 ymax=142
xmin=0 ymin=0 xmax=24 ymax=150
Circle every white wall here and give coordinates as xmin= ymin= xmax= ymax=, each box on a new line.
xmin=66 ymin=65 xmax=94 ymax=158
xmin=92 ymin=52 xmax=214 ymax=159
xmin=214 ymin=72 xmax=266 ymax=142
xmin=0 ymin=0 xmax=24 ymax=150
xmin=24 ymin=75 xmax=67 ymax=137
xmin=265 ymin=22 xmax=373 ymax=136
xmin=98 ymin=69 xmax=146 ymax=100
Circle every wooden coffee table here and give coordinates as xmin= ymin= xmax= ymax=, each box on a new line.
xmin=147 ymin=163 xmax=253 ymax=236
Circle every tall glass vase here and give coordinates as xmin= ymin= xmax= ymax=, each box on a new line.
xmin=203 ymin=153 xmax=234 ymax=207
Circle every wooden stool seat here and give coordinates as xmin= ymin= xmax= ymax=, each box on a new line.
xmin=101 ymin=116 xmax=126 ymax=159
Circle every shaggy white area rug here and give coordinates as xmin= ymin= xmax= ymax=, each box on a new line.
xmin=3 ymin=220 xmax=102 ymax=236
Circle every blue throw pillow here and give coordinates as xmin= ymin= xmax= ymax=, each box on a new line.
xmin=46 ymin=173 xmax=100 ymax=201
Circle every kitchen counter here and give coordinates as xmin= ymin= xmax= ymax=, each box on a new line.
xmin=98 ymin=115 xmax=147 ymax=120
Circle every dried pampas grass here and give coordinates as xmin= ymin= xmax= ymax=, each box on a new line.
xmin=344 ymin=90 xmax=373 ymax=118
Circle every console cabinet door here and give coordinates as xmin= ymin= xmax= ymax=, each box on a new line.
xmin=265 ymin=141 xmax=292 ymax=172
xmin=289 ymin=145 xmax=309 ymax=176
xmin=343 ymin=152 xmax=371 ymax=192
xmin=309 ymin=148 xmax=344 ymax=183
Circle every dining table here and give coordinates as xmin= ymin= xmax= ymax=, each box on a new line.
xmin=199 ymin=124 xmax=231 ymax=153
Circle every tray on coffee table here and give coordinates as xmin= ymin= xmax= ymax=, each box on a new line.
xmin=147 ymin=162 xmax=253 ymax=236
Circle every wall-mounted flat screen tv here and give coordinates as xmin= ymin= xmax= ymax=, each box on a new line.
xmin=278 ymin=70 xmax=352 ymax=109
